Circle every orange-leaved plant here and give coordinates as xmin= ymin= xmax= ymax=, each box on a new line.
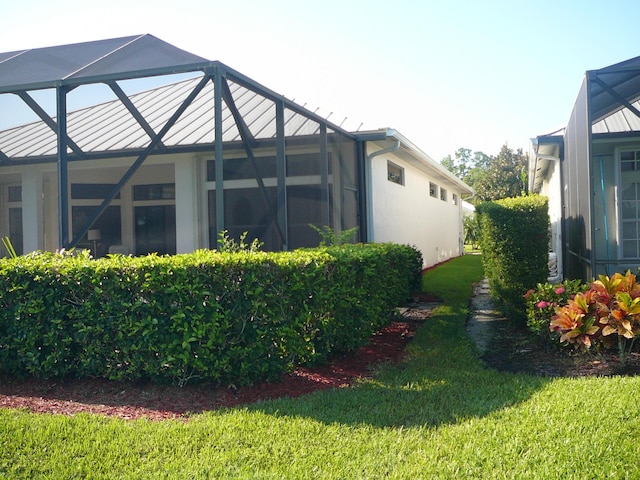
xmin=550 ymin=271 xmax=640 ymax=364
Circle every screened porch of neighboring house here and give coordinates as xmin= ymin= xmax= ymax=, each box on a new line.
xmin=0 ymin=35 xmax=362 ymax=257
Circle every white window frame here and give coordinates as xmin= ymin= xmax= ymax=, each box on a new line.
xmin=387 ymin=160 xmax=404 ymax=186
xmin=429 ymin=182 xmax=438 ymax=198
xmin=616 ymin=146 xmax=640 ymax=259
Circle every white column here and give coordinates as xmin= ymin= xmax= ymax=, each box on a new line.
xmin=175 ymin=158 xmax=199 ymax=253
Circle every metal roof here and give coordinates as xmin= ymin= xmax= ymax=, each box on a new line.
xmin=0 ymin=76 xmax=330 ymax=160
xmin=592 ymin=98 xmax=640 ymax=133
xmin=0 ymin=34 xmax=211 ymax=93
xmin=589 ymin=55 xmax=640 ymax=124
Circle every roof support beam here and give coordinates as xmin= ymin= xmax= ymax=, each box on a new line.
xmin=56 ymin=86 xmax=70 ymax=248
xmin=320 ymin=124 xmax=330 ymax=227
xmin=68 ymin=74 xmax=211 ymax=249
xmin=106 ymin=81 xmax=166 ymax=151
xmin=356 ymin=139 xmax=368 ymax=241
xmin=220 ymin=76 xmax=285 ymax=246
xmin=275 ymin=99 xmax=288 ymax=250
xmin=592 ymin=75 xmax=640 ymax=121
xmin=213 ymin=66 xmax=225 ymax=244
xmin=16 ymin=91 xmax=87 ymax=159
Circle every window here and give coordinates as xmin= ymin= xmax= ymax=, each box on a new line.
xmin=621 ymin=150 xmax=640 ymax=171
xmin=6 ymin=185 xmax=22 ymax=255
xmin=135 ymin=205 xmax=176 ymax=256
xmin=619 ymin=150 xmax=640 ymax=258
xmin=207 ymin=154 xmax=332 ymax=182
xmin=387 ymin=161 xmax=404 ymax=185
xmin=133 ymin=183 xmax=176 ymax=256
xmin=429 ymin=182 xmax=438 ymax=198
xmin=8 ymin=185 xmax=21 ymax=202
xmin=133 ymin=184 xmax=175 ymax=201
xmin=440 ymin=187 xmax=448 ymax=202
xmin=452 ymin=193 xmax=459 ymax=205
xmin=70 ymin=183 xmax=122 ymax=258
xmin=72 ymin=206 xmax=121 ymax=258
xmin=71 ymin=183 xmax=120 ymax=199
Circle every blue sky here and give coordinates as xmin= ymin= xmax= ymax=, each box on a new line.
xmin=1 ymin=0 xmax=640 ymax=161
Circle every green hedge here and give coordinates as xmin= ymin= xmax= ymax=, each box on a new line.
xmin=0 ymin=243 xmax=422 ymax=386
xmin=477 ymin=196 xmax=549 ymax=323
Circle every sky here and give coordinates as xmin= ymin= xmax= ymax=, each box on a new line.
xmin=1 ymin=0 xmax=640 ymax=161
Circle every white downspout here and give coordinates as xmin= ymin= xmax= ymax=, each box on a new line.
xmin=365 ymin=139 xmax=400 ymax=241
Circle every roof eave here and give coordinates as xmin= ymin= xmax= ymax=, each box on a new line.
xmin=359 ymin=128 xmax=474 ymax=195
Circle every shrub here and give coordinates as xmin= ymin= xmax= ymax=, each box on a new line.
xmin=549 ymin=271 xmax=640 ymax=364
xmin=0 ymin=243 xmax=422 ymax=385
xmin=525 ymin=279 xmax=587 ymax=342
xmin=477 ymin=195 xmax=549 ymax=324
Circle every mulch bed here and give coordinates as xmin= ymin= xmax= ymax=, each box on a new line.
xmin=480 ymin=319 xmax=640 ymax=377
xmin=0 ymin=304 xmax=437 ymax=421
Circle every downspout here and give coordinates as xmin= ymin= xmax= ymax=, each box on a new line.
xmin=365 ymin=138 xmax=400 ymax=241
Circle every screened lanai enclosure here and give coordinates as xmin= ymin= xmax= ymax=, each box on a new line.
xmin=531 ymin=55 xmax=640 ymax=281
xmin=0 ymin=35 xmax=362 ymax=256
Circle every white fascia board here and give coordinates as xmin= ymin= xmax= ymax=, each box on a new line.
xmin=380 ymin=128 xmax=474 ymax=195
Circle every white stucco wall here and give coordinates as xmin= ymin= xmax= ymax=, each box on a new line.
xmin=538 ymin=160 xmax=563 ymax=280
xmin=367 ymin=147 xmax=465 ymax=268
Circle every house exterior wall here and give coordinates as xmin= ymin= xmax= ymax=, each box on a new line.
xmin=366 ymin=145 xmax=464 ymax=268
xmin=564 ymin=77 xmax=594 ymax=280
xmin=538 ymin=160 xmax=563 ymax=282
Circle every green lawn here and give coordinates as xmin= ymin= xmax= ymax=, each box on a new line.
xmin=2 ymin=254 xmax=640 ymax=479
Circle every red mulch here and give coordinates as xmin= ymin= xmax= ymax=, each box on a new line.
xmin=0 ymin=318 xmax=427 ymax=421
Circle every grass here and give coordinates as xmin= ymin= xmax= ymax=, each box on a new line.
xmin=3 ymin=254 xmax=640 ymax=478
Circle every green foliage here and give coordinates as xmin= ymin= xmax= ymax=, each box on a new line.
xmin=463 ymin=215 xmax=480 ymax=248
xmin=550 ymin=271 xmax=640 ymax=364
xmin=0 ymin=243 xmax=421 ymax=385
xmin=309 ymin=224 xmax=359 ymax=246
xmin=216 ymin=230 xmax=264 ymax=253
xmin=477 ymin=195 xmax=549 ymax=324
xmin=441 ymin=144 xmax=528 ymax=203
xmin=525 ymin=279 xmax=587 ymax=341
xmin=440 ymin=147 xmax=490 ymax=186
xmin=1 ymin=236 xmax=17 ymax=259
xmin=473 ymin=144 xmax=528 ymax=201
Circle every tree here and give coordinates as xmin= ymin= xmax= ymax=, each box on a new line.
xmin=473 ymin=144 xmax=528 ymax=202
xmin=441 ymin=143 xmax=527 ymax=203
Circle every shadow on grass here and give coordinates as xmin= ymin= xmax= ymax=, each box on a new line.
xmin=249 ymin=306 xmax=551 ymax=429
xmin=250 ymin=371 xmax=549 ymax=429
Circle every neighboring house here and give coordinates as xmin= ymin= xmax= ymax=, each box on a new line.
xmin=0 ymin=34 xmax=472 ymax=268
xmin=530 ymin=55 xmax=640 ymax=281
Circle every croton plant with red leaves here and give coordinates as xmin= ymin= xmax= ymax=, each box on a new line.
xmin=550 ymin=271 xmax=640 ymax=364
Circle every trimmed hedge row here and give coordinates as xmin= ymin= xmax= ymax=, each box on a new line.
xmin=0 ymin=243 xmax=422 ymax=386
xmin=477 ymin=196 xmax=549 ymax=324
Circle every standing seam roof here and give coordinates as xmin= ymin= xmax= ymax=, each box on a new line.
xmin=0 ymin=77 xmax=328 ymax=159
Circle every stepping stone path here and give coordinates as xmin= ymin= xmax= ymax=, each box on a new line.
xmin=466 ymin=278 xmax=508 ymax=353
